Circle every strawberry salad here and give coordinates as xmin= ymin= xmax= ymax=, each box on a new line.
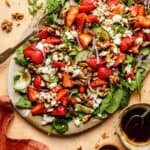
xmin=14 ymin=0 xmax=150 ymax=134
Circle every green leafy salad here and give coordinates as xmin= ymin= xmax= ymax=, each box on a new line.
xmin=14 ymin=0 xmax=150 ymax=134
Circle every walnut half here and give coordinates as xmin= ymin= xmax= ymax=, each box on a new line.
xmin=1 ymin=20 xmax=13 ymax=33
xmin=12 ymin=12 xmax=24 ymax=21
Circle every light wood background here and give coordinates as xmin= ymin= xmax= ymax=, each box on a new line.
xmin=0 ymin=0 xmax=150 ymax=150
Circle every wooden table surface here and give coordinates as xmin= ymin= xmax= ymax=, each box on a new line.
xmin=0 ymin=1 xmax=150 ymax=150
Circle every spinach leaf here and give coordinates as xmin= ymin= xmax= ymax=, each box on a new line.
xmin=52 ymin=118 xmax=68 ymax=134
xmin=106 ymin=88 xmax=124 ymax=113
xmin=119 ymin=89 xmax=130 ymax=108
xmin=120 ymin=0 xmax=133 ymax=6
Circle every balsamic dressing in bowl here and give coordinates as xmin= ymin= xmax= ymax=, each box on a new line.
xmin=121 ymin=107 xmax=150 ymax=143
xmin=99 ymin=145 xmax=119 ymax=150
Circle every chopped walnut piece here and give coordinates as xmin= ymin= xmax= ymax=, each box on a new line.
xmin=5 ymin=0 xmax=11 ymax=7
xmin=97 ymin=85 xmax=109 ymax=97
xmin=77 ymin=146 xmax=82 ymax=150
xmin=109 ymin=73 xmax=120 ymax=85
xmin=95 ymin=143 xmax=100 ymax=150
xmin=82 ymin=115 xmax=91 ymax=123
xmin=101 ymin=132 xmax=109 ymax=139
xmin=1 ymin=20 xmax=13 ymax=33
xmin=11 ymin=12 xmax=24 ymax=21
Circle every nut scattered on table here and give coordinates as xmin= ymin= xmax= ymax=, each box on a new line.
xmin=101 ymin=132 xmax=109 ymax=139
xmin=77 ymin=145 xmax=82 ymax=150
xmin=1 ymin=20 xmax=13 ymax=33
xmin=11 ymin=12 xmax=24 ymax=21
xmin=5 ymin=0 xmax=11 ymax=7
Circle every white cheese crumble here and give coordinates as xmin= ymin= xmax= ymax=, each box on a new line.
xmin=113 ymin=34 xmax=122 ymax=45
xmin=42 ymin=114 xmax=55 ymax=125
xmin=143 ymin=29 xmax=150 ymax=34
xmin=112 ymin=15 xmax=122 ymax=23
xmin=37 ymin=66 xmax=56 ymax=75
xmin=51 ymin=100 xmax=57 ymax=107
xmin=49 ymin=82 xmax=57 ymax=89
xmin=99 ymin=51 xmax=108 ymax=56
xmin=74 ymin=118 xmax=81 ymax=127
xmin=106 ymin=60 xmax=115 ymax=68
xmin=52 ymin=53 xmax=64 ymax=61
xmin=135 ymin=37 xmax=143 ymax=45
xmin=65 ymin=30 xmax=77 ymax=40
xmin=123 ymin=30 xmax=133 ymax=37
xmin=93 ymin=98 xmax=102 ymax=109
xmin=39 ymin=92 xmax=56 ymax=102
xmin=125 ymin=64 xmax=132 ymax=74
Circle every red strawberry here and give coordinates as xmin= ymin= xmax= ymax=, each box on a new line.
xmin=120 ymin=36 xmax=136 ymax=52
xmin=38 ymin=29 xmax=49 ymax=39
xmin=130 ymin=45 xmax=140 ymax=55
xmin=90 ymin=79 xmax=107 ymax=87
xmin=131 ymin=4 xmax=145 ymax=16
xmin=114 ymin=53 xmax=126 ymax=67
xmin=23 ymin=44 xmax=44 ymax=64
xmin=51 ymin=106 xmax=67 ymax=116
xmin=56 ymin=89 xmax=69 ymax=101
xmin=78 ymin=33 xmax=92 ymax=48
xmin=66 ymin=6 xmax=79 ymax=27
xmin=126 ymin=72 xmax=134 ymax=79
xmin=106 ymin=0 xmax=120 ymax=6
xmin=33 ymin=75 xmax=42 ymax=89
xmin=80 ymin=0 xmax=98 ymax=5
xmin=62 ymin=72 xmax=74 ymax=88
xmin=86 ymin=15 xmax=99 ymax=23
xmin=79 ymin=4 xmax=95 ymax=13
xmin=146 ymin=33 xmax=150 ymax=41
xmin=52 ymin=61 xmax=65 ymax=68
xmin=98 ymin=67 xmax=113 ymax=80
xmin=27 ymin=86 xmax=40 ymax=102
xmin=31 ymin=103 xmax=47 ymax=115
xmin=76 ymin=13 xmax=87 ymax=32
xmin=44 ymin=36 xmax=62 ymax=45
xmin=87 ymin=57 xmax=105 ymax=69
xmin=79 ymin=85 xmax=86 ymax=93
xmin=136 ymin=32 xmax=146 ymax=40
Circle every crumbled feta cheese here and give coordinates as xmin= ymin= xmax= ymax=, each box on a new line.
xmin=93 ymin=98 xmax=102 ymax=109
xmin=123 ymin=30 xmax=133 ymax=37
xmin=104 ymin=26 xmax=114 ymax=37
xmin=125 ymin=64 xmax=132 ymax=74
xmin=49 ymin=82 xmax=57 ymax=89
xmin=99 ymin=51 xmax=108 ymax=56
xmin=45 ymin=57 xmax=51 ymax=65
xmin=128 ymin=78 xmax=132 ymax=83
xmin=51 ymin=100 xmax=57 ymax=107
xmin=39 ymin=92 xmax=56 ymax=102
xmin=135 ymin=37 xmax=143 ymax=45
xmin=104 ymin=19 xmax=113 ymax=26
xmin=36 ymin=42 xmax=44 ymax=50
xmin=143 ymin=29 xmax=150 ymax=34
xmin=112 ymin=15 xmax=122 ymax=23
xmin=74 ymin=118 xmax=81 ymax=127
xmin=55 ymin=30 xmax=61 ymax=36
xmin=65 ymin=30 xmax=77 ymax=40
xmin=37 ymin=66 xmax=56 ymax=75
xmin=113 ymin=46 xmax=119 ymax=53
xmin=113 ymin=34 xmax=122 ymax=45
xmin=42 ymin=114 xmax=55 ymax=125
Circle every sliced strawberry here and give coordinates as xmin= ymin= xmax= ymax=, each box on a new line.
xmin=23 ymin=44 xmax=44 ymax=64
xmin=38 ymin=29 xmax=49 ymax=39
xmin=79 ymin=85 xmax=86 ymax=93
xmin=44 ymin=36 xmax=62 ymax=45
xmin=86 ymin=15 xmax=99 ymax=23
xmin=131 ymin=4 xmax=145 ymax=16
xmin=52 ymin=61 xmax=65 ymax=68
xmin=126 ymin=72 xmax=134 ymax=79
xmin=31 ymin=103 xmax=47 ymax=115
xmin=146 ymin=33 xmax=150 ymax=41
xmin=68 ymin=98 xmax=78 ymax=104
xmin=90 ymin=79 xmax=107 ymax=87
xmin=56 ymin=89 xmax=69 ymax=101
xmin=78 ymin=33 xmax=92 ymax=48
xmin=79 ymin=4 xmax=95 ymax=13
xmin=80 ymin=0 xmax=98 ymax=5
xmin=53 ymin=85 xmax=63 ymax=93
xmin=136 ymin=32 xmax=146 ymax=40
xmin=33 ymin=75 xmax=42 ymax=89
xmin=76 ymin=13 xmax=87 ymax=32
xmin=62 ymin=72 xmax=74 ymax=88
xmin=130 ymin=45 xmax=140 ymax=55
xmin=60 ymin=97 xmax=68 ymax=106
xmin=106 ymin=0 xmax=120 ymax=6
xmin=114 ymin=53 xmax=126 ymax=67
xmin=66 ymin=6 xmax=79 ymax=27
xmin=51 ymin=106 xmax=67 ymax=116
xmin=98 ymin=67 xmax=113 ymax=80
xmin=27 ymin=86 xmax=39 ymax=102
xmin=120 ymin=36 xmax=136 ymax=52
xmin=87 ymin=57 xmax=105 ymax=69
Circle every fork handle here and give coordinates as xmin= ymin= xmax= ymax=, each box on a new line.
xmin=0 ymin=30 xmax=37 ymax=64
